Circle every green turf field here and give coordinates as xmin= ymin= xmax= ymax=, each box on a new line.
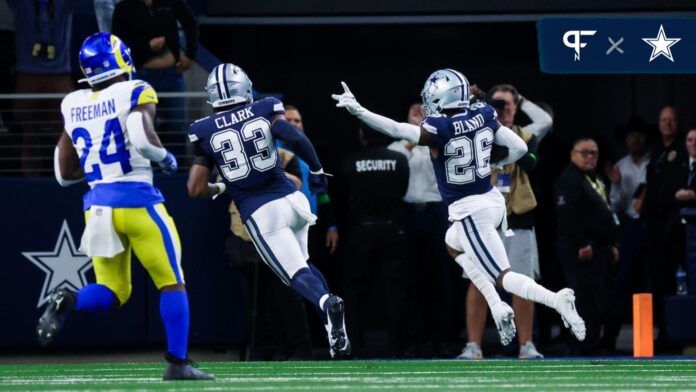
xmin=1 ymin=359 xmax=695 ymax=391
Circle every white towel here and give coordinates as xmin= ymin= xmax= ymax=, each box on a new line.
xmin=285 ymin=191 xmax=317 ymax=226
xmin=79 ymin=206 xmax=125 ymax=258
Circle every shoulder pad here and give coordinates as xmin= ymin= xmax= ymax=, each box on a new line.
xmin=421 ymin=115 xmax=447 ymax=134
xmin=188 ymin=116 xmax=212 ymax=142
xmin=256 ymin=96 xmax=285 ymax=114
xmin=472 ymin=102 xmax=498 ymax=122
xmin=129 ymin=81 xmax=158 ymax=109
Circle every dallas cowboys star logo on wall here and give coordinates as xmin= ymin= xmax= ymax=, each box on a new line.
xmin=22 ymin=221 xmax=92 ymax=308
xmin=642 ymin=24 xmax=681 ymax=63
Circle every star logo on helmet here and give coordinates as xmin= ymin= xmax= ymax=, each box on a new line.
xmin=430 ymin=75 xmax=442 ymax=84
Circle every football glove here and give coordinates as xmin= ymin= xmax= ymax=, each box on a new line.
xmin=159 ymin=151 xmax=178 ymax=174
xmin=331 ymin=82 xmax=364 ymax=116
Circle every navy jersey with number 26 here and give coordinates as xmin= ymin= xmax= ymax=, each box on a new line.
xmin=188 ymin=97 xmax=295 ymax=220
xmin=421 ymin=102 xmax=500 ymax=205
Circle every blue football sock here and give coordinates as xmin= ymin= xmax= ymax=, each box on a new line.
xmin=159 ymin=290 xmax=189 ymax=360
xmin=308 ymin=262 xmax=330 ymax=292
xmin=75 ymin=284 xmax=117 ymax=312
xmin=291 ymin=267 xmax=330 ymax=311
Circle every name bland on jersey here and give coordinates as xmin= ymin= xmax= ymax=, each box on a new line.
xmin=70 ymin=99 xmax=116 ymax=123
xmin=355 ymin=159 xmax=398 ymax=173
xmin=452 ymin=114 xmax=485 ymax=135
xmin=214 ymin=107 xmax=255 ymax=129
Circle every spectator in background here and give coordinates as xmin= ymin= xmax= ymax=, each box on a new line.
xmin=388 ymin=103 xmax=459 ymax=358
xmin=284 ymin=106 xmax=339 ymax=257
xmin=640 ymin=106 xmax=687 ymax=340
xmin=226 ymin=147 xmax=313 ymax=360
xmin=340 ymin=126 xmax=409 ymax=358
xmin=602 ymin=124 xmax=650 ymax=351
xmin=94 ymin=0 xmax=122 ymax=32
xmin=8 ymin=0 xmax=77 ymax=175
xmin=683 ymin=129 xmax=696 ymax=201
xmin=0 ymin=0 xmax=14 ymax=134
xmin=554 ymin=138 xmax=619 ymax=355
xmin=680 ymin=129 xmax=696 ymax=205
xmin=112 ymin=0 xmax=198 ymax=136
xmin=459 ymin=85 xmax=552 ymax=360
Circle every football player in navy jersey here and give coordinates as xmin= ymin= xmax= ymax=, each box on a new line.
xmin=186 ymin=64 xmax=350 ymax=358
xmin=332 ymin=69 xmax=586 ymax=347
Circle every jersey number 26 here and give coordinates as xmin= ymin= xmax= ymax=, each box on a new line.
xmin=444 ymin=127 xmax=494 ymax=184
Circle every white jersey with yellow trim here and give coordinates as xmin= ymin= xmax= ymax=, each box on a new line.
xmin=60 ymin=79 xmax=159 ymax=187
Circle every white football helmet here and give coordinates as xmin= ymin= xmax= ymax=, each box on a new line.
xmin=206 ymin=63 xmax=253 ymax=108
xmin=421 ymin=68 xmax=470 ymax=116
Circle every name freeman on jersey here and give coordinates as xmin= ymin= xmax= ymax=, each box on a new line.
xmin=70 ymin=99 xmax=116 ymax=123
xmin=453 ymin=114 xmax=485 ymax=135
xmin=355 ymin=159 xmax=398 ymax=173
xmin=214 ymin=107 xmax=255 ymax=129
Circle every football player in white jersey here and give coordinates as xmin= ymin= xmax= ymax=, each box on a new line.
xmin=39 ymin=33 xmax=213 ymax=380
xmin=332 ymin=71 xmax=586 ymax=348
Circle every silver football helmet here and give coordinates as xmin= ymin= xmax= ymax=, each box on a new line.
xmin=206 ymin=63 xmax=253 ymax=108
xmin=421 ymin=68 xmax=470 ymax=116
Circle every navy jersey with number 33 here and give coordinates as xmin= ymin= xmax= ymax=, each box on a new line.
xmin=188 ymin=97 xmax=295 ymax=220
xmin=421 ymin=102 xmax=500 ymax=205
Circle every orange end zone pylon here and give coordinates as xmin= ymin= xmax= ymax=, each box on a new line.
xmin=633 ymin=293 xmax=654 ymax=358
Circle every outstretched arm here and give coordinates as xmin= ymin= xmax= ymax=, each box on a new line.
xmin=332 ymin=82 xmax=436 ymax=147
xmin=54 ymin=131 xmax=85 ymax=186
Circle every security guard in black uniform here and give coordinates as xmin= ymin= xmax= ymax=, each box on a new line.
xmin=554 ymin=138 xmax=619 ymax=355
xmin=340 ymin=125 xmax=409 ymax=357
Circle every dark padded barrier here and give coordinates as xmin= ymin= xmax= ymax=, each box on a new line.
xmin=0 ymin=175 xmax=246 ymax=349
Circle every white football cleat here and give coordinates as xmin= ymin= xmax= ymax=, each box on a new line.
xmin=491 ymin=302 xmax=516 ymax=346
xmin=555 ymin=288 xmax=586 ymax=341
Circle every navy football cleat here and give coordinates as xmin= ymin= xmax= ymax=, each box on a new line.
xmin=324 ymin=295 xmax=351 ymax=358
xmin=163 ymin=353 xmax=215 ymax=381
xmin=36 ymin=288 xmax=76 ymax=346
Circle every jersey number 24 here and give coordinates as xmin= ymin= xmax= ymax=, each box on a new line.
xmin=72 ymin=118 xmax=132 ymax=182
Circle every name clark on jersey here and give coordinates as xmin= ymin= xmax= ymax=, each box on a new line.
xmin=70 ymin=99 xmax=116 ymax=123
xmin=355 ymin=159 xmax=398 ymax=173
xmin=452 ymin=114 xmax=485 ymax=135
xmin=214 ymin=107 xmax=255 ymax=129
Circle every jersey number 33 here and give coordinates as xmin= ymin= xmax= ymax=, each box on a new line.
xmin=210 ymin=118 xmax=278 ymax=182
